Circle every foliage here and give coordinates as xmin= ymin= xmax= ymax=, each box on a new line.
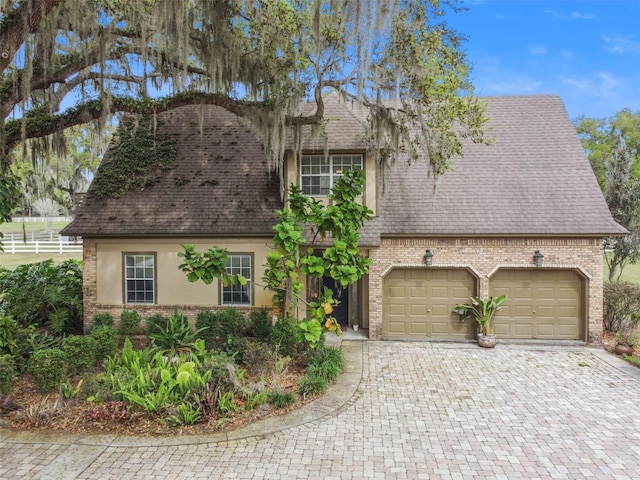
xmin=28 ymin=348 xmax=68 ymax=393
xmin=262 ymin=169 xmax=373 ymax=347
xmin=92 ymin=313 xmax=114 ymax=329
xmin=0 ymin=313 xmax=18 ymax=355
xmin=147 ymin=312 xmax=206 ymax=356
xmin=454 ymin=295 xmax=507 ymax=336
xmin=270 ymin=316 xmax=300 ymax=359
xmin=614 ymin=331 xmax=639 ymax=348
xmin=603 ymin=281 xmax=640 ymax=331
xmin=621 ymin=353 xmax=640 ymax=368
xmin=0 ymin=166 xmax=20 ymax=250
xmin=248 ymin=308 xmax=271 ymax=342
xmin=0 ymin=354 xmax=17 ymax=394
xmin=242 ymin=341 xmax=275 ymax=377
xmin=195 ymin=308 xmax=247 ymax=355
xmin=297 ymin=346 xmax=344 ymax=398
xmin=90 ymin=326 xmax=118 ymax=364
xmin=145 ymin=313 xmax=169 ymax=337
xmin=91 ymin=117 xmax=177 ymax=200
xmin=178 ymin=245 xmax=247 ymax=287
xmin=118 ymin=310 xmax=142 ymax=337
xmin=63 ymin=335 xmax=97 ymax=376
xmin=0 ymin=259 xmax=83 ymax=333
xmin=267 ymin=390 xmax=297 ymax=409
xmin=13 ymin=327 xmax=63 ymax=374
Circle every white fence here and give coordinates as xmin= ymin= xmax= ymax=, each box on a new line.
xmin=1 ymin=236 xmax=83 ymax=254
xmin=11 ymin=216 xmax=73 ymax=223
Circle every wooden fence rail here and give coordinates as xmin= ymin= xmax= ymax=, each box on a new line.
xmin=2 ymin=237 xmax=83 ymax=254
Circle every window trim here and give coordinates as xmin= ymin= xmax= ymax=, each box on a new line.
xmin=220 ymin=253 xmax=253 ymax=306
xmin=122 ymin=252 xmax=157 ymax=305
xmin=299 ymin=154 xmax=363 ymax=196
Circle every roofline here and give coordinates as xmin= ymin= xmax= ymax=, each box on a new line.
xmin=379 ymin=233 xmax=626 ymax=239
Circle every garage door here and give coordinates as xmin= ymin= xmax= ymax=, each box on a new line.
xmin=383 ymin=268 xmax=476 ymax=339
xmin=490 ymin=269 xmax=584 ymax=340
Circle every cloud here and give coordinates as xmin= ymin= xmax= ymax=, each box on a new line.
xmin=559 ymin=71 xmax=640 ymax=117
xmin=570 ymin=12 xmax=596 ymax=20
xmin=483 ymin=76 xmax=543 ymax=95
xmin=544 ymin=9 xmax=564 ymax=19
xmin=529 ymin=45 xmax=547 ymax=55
xmin=602 ymin=34 xmax=640 ymax=54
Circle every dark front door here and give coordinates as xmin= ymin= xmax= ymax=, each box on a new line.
xmin=322 ymin=276 xmax=349 ymax=326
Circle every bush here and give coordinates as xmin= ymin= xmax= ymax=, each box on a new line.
xmin=242 ymin=341 xmax=274 ymax=376
xmin=0 ymin=313 xmax=18 ymax=355
xmin=91 ymin=326 xmax=118 ymax=363
xmin=603 ymin=281 xmax=640 ymax=331
xmin=248 ymin=308 xmax=271 ymax=341
xmin=13 ymin=328 xmax=63 ymax=374
xmin=118 ymin=310 xmax=141 ymax=336
xmin=0 ymin=354 xmax=17 ymax=394
xmin=92 ymin=313 xmax=114 ymax=329
xmin=145 ymin=313 xmax=169 ymax=337
xmin=0 ymin=259 xmax=83 ymax=334
xmin=28 ymin=348 xmax=67 ymax=392
xmin=195 ymin=308 xmax=247 ymax=353
xmin=270 ymin=316 xmax=299 ymax=358
xmin=63 ymin=335 xmax=97 ymax=375
xmin=298 ymin=346 xmax=344 ymax=397
xmin=267 ymin=390 xmax=297 ymax=409
xmin=148 ymin=311 xmax=203 ymax=355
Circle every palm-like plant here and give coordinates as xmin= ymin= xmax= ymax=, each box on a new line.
xmin=454 ymin=295 xmax=507 ymax=336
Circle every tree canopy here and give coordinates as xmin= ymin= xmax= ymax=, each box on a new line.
xmin=0 ymin=0 xmax=486 ymax=220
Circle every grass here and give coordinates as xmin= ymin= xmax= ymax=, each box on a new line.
xmin=605 ymin=257 xmax=640 ymax=284
xmin=0 ymin=220 xmax=79 ymax=270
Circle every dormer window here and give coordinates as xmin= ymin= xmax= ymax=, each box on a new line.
xmin=300 ymin=154 xmax=363 ymax=195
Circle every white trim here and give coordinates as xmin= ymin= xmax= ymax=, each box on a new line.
xmin=487 ymin=264 xmax=592 ymax=279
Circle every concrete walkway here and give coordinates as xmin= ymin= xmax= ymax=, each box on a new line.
xmin=1 ymin=340 xmax=640 ymax=479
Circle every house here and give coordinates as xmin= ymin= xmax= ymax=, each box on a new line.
xmin=62 ymin=94 xmax=626 ymax=344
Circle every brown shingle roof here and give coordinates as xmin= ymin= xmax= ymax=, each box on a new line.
xmin=375 ymin=95 xmax=626 ymax=236
xmin=62 ymin=105 xmax=282 ymax=237
xmin=64 ymin=95 xmax=625 ymax=240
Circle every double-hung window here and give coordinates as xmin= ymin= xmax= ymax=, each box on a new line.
xmin=300 ymin=154 xmax=363 ymax=196
xmin=124 ymin=254 xmax=155 ymax=304
xmin=222 ymin=254 xmax=252 ymax=305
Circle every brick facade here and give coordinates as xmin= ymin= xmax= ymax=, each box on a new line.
xmin=367 ymin=237 xmax=604 ymax=344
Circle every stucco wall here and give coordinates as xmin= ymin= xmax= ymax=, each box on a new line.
xmin=82 ymin=237 xmax=276 ymax=332
xmin=367 ymin=237 xmax=605 ymax=344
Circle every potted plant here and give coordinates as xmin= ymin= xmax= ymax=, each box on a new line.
xmin=614 ymin=331 xmax=639 ymax=356
xmin=454 ymin=295 xmax=507 ymax=348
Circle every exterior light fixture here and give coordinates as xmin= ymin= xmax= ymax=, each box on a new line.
xmin=533 ymin=250 xmax=544 ymax=267
xmin=425 ymin=249 xmax=433 ymax=266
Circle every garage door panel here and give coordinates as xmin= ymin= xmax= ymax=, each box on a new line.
xmin=490 ymin=269 xmax=583 ymax=340
xmin=383 ymin=268 xmax=476 ymax=338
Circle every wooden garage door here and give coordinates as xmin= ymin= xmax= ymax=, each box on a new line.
xmin=383 ymin=268 xmax=476 ymax=339
xmin=490 ymin=269 xmax=583 ymax=340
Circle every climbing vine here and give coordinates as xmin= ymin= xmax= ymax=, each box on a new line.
xmin=90 ymin=117 xmax=177 ymax=200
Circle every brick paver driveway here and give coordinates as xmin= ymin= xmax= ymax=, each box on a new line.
xmin=1 ymin=341 xmax=639 ymax=479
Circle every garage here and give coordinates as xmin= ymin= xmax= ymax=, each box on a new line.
xmin=383 ymin=268 xmax=476 ymax=339
xmin=490 ymin=269 xmax=584 ymax=340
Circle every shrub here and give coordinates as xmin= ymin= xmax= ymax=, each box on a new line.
xmin=148 ymin=311 xmax=204 ymax=355
xmin=196 ymin=308 xmax=247 ymax=354
xmin=28 ymin=348 xmax=67 ymax=392
xmin=242 ymin=341 xmax=274 ymax=376
xmin=118 ymin=310 xmax=141 ymax=336
xmin=0 ymin=259 xmax=83 ymax=334
xmin=0 ymin=313 xmax=18 ymax=355
xmin=92 ymin=313 xmax=114 ymax=329
xmin=267 ymin=390 xmax=297 ymax=409
xmin=63 ymin=335 xmax=97 ymax=375
xmin=248 ymin=308 xmax=271 ymax=341
xmin=13 ymin=328 xmax=63 ymax=373
xmin=603 ymin=281 xmax=640 ymax=331
xmin=145 ymin=313 xmax=169 ymax=337
xmin=91 ymin=326 xmax=118 ymax=363
xmin=0 ymin=354 xmax=17 ymax=394
xmin=298 ymin=346 xmax=344 ymax=398
xmin=270 ymin=316 xmax=299 ymax=358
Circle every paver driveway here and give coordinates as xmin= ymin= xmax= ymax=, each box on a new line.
xmin=1 ymin=341 xmax=639 ymax=479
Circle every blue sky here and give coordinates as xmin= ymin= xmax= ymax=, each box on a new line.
xmin=449 ymin=0 xmax=640 ymax=121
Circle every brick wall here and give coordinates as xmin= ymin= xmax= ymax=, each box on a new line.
xmin=367 ymin=237 xmax=604 ymax=344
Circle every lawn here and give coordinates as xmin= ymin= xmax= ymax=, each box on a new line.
xmin=0 ymin=220 xmax=70 ymax=234
xmin=0 ymin=253 xmax=82 ymax=270
xmin=605 ymin=257 xmax=640 ymax=284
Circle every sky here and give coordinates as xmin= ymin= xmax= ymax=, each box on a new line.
xmin=448 ymin=0 xmax=640 ymax=121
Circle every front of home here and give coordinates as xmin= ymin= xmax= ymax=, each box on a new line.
xmin=63 ymin=94 xmax=626 ymax=344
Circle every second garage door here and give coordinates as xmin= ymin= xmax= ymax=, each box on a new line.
xmin=490 ymin=269 xmax=584 ymax=340
xmin=383 ymin=268 xmax=476 ymax=339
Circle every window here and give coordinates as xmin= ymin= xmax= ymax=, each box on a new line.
xmin=222 ymin=254 xmax=252 ymax=305
xmin=300 ymin=154 xmax=363 ymax=195
xmin=124 ymin=254 xmax=155 ymax=304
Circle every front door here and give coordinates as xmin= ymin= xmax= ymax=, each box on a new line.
xmin=322 ymin=276 xmax=349 ymax=326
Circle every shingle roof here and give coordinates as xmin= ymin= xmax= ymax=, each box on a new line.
xmin=62 ymin=105 xmax=282 ymax=237
xmin=374 ymin=95 xmax=627 ymax=237
xmin=64 ymin=94 xmax=625 ymax=240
